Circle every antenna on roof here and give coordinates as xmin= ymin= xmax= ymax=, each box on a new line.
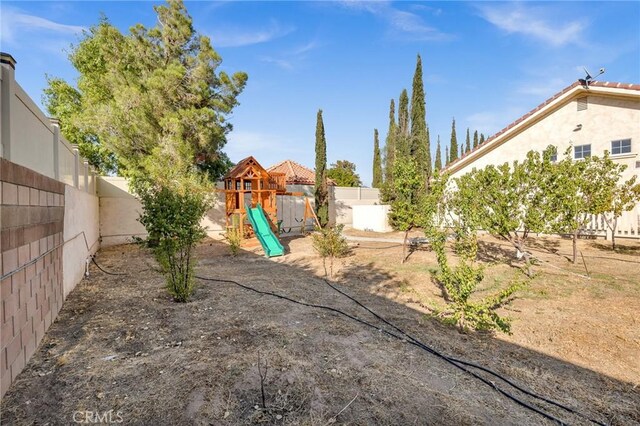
xmin=579 ymin=67 xmax=605 ymax=88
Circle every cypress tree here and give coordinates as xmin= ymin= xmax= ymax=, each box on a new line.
xmin=314 ymin=109 xmax=329 ymax=227
xmin=465 ymin=128 xmax=471 ymax=153
xmin=445 ymin=146 xmax=449 ymax=166
xmin=461 ymin=145 xmax=464 ymax=158
xmin=434 ymin=135 xmax=442 ymax=171
xmin=409 ymin=54 xmax=431 ymax=182
xmin=397 ymin=89 xmax=409 ymax=158
xmin=372 ymin=129 xmax=382 ymax=188
xmin=449 ymin=118 xmax=458 ymax=163
xmin=480 ymin=133 xmax=486 ymax=144
xmin=384 ymin=99 xmax=396 ymax=185
xmin=473 ymin=130 xmax=479 ymax=149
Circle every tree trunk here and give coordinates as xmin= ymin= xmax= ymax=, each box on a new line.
xmin=611 ymin=217 xmax=617 ymax=250
xmin=401 ymin=227 xmax=412 ymax=264
xmin=572 ymin=229 xmax=578 ymax=264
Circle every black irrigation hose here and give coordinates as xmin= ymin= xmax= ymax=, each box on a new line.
xmin=91 ymin=256 xmax=127 ymax=276
xmin=88 ymin=255 xmax=603 ymax=425
xmin=195 ymin=275 xmax=598 ymax=426
xmin=319 ymin=279 xmax=606 ymax=426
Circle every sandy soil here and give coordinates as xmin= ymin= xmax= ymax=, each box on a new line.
xmin=1 ymin=233 xmax=639 ymax=425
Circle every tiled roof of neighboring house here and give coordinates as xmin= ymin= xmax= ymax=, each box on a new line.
xmin=267 ymin=159 xmax=336 ymax=185
xmin=444 ymin=80 xmax=640 ymax=173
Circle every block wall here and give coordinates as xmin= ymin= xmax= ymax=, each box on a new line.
xmin=1 ymin=158 xmax=65 ymax=398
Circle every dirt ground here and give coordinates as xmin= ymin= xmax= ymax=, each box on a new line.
xmin=1 ymin=232 xmax=639 ymax=425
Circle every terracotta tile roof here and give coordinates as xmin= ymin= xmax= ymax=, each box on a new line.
xmin=444 ymin=80 xmax=640 ymax=171
xmin=267 ymin=159 xmax=335 ymax=185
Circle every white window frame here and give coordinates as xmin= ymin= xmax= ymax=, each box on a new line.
xmin=611 ymin=139 xmax=631 ymax=155
xmin=574 ymin=144 xmax=591 ymax=159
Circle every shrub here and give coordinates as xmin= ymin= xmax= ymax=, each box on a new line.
xmin=225 ymin=227 xmax=242 ymax=256
xmin=428 ymin=227 xmax=527 ymax=334
xmin=135 ymin=177 xmax=210 ymax=302
xmin=311 ymin=225 xmax=350 ymax=278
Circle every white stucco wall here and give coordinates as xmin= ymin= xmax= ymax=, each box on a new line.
xmin=98 ymin=177 xmax=227 ymax=247
xmin=352 ymin=205 xmax=392 ymax=232
xmin=10 ymin=84 xmax=55 ymax=178
xmin=63 ymin=185 xmax=100 ymax=297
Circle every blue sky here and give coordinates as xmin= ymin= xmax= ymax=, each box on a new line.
xmin=2 ymin=1 xmax=639 ymax=186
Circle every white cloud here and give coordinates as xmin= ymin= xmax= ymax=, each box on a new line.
xmin=340 ymin=1 xmax=451 ymax=42
xmin=259 ymin=39 xmax=321 ymax=71
xmin=1 ymin=7 xmax=85 ymax=45
xmin=477 ymin=4 xmax=586 ymax=47
xmin=209 ymin=20 xmax=294 ymax=48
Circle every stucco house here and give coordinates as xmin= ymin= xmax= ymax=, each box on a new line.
xmin=445 ymin=80 xmax=640 ymax=240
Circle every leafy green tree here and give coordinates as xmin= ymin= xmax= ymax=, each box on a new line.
xmin=383 ymin=99 xmax=397 ymax=192
xmin=327 ymin=160 xmax=362 ymax=187
xmin=434 ymin=135 xmax=442 ymax=172
xmin=43 ymin=78 xmax=119 ymax=174
xmin=389 ymin=157 xmax=423 ymax=262
xmin=51 ymin=0 xmax=247 ymax=301
xmin=553 ymin=150 xmax=640 ymax=257
xmin=410 ymin=54 xmax=431 ymax=184
xmin=449 ymin=118 xmax=459 ymax=163
xmin=311 ymin=224 xmax=350 ymax=278
xmin=372 ymin=129 xmax=382 ymax=188
xmin=599 ymin=176 xmax=640 ymax=250
xmin=465 ymin=128 xmax=471 ymax=154
xmin=315 ymin=109 xmax=329 ymax=226
xmin=397 ymin=89 xmax=410 ymax=159
xmin=452 ymin=147 xmax=557 ymax=274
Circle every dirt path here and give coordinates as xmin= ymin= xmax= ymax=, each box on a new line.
xmin=1 ymin=238 xmax=638 ymax=425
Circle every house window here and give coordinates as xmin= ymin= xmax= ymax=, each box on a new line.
xmin=574 ymin=144 xmax=591 ymax=159
xmin=550 ymin=152 xmax=557 ymax=162
xmin=611 ymin=139 xmax=631 ymax=155
xmin=244 ymin=181 xmax=252 ymax=190
xmin=636 ymin=161 xmax=640 ymax=169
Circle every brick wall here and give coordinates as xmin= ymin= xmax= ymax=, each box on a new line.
xmin=1 ymin=158 xmax=65 ymax=398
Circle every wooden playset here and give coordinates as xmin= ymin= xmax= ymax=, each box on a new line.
xmin=222 ymin=156 xmax=319 ymax=254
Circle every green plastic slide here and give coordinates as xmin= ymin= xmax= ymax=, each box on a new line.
xmin=246 ymin=204 xmax=285 ymax=257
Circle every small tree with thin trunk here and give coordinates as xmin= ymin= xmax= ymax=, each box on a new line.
xmin=452 ymin=147 xmax=557 ymax=275
xmin=553 ymin=150 xmax=640 ymax=256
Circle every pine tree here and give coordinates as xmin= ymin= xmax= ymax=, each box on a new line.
xmin=473 ymin=130 xmax=479 ymax=149
xmin=480 ymin=133 xmax=486 ymax=145
xmin=384 ymin=99 xmax=396 ymax=185
xmin=450 ymin=118 xmax=459 ymax=163
xmin=397 ymin=89 xmax=410 ymax=159
xmin=465 ymin=128 xmax=471 ymax=154
xmin=434 ymin=135 xmax=442 ymax=171
xmin=315 ymin=109 xmax=329 ymax=227
xmin=372 ymin=129 xmax=382 ymax=188
xmin=445 ymin=146 xmax=450 ymax=166
xmin=409 ymin=54 xmax=431 ymax=183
